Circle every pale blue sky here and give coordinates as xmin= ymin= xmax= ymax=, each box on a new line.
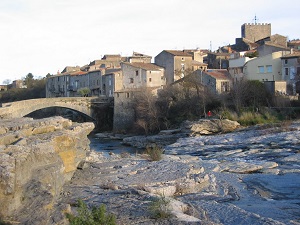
xmin=0 ymin=0 xmax=299 ymax=84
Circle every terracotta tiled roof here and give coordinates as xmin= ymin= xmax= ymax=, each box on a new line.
xmin=205 ymin=70 xmax=230 ymax=80
xmin=123 ymin=62 xmax=164 ymax=71
xmin=164 ymin=50 xmax=193 ymax=57
xmin=69 ymin=71 xmax=88 ymax=76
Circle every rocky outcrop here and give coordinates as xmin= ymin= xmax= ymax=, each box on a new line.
xmin=122 ymin=119 xmax=241 ymax=148
xmin=181 ymin=118 xmax=241 ymax=136
xmin=0 ymin=117 xmax=94 ymax=224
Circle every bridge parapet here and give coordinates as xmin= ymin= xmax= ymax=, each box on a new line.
xmin=0 ymin=97 xmax=111 ymax=119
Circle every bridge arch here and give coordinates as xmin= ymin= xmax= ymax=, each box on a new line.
xmin=0 ymin=97 xmax=102 ymax=120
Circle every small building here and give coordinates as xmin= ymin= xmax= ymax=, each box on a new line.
xmin=206 ymin=52 xmax=230 ymax=70
xmin=228 ymin=51 xmax=256 ymax=83
xmin=0 ymin=85 xmax=8 ymax=92
xmin=264 ymin=81 xmax=287 ymax=95
xmin=155 ymin=50 xmax=193 ymax=85
xmin=281 ymin=51 xmax=300 ymax=94
xmin=197 ymin=69 xmax=232 ymax=94
xmin=102 ymin=68 xmax=122 ymax=97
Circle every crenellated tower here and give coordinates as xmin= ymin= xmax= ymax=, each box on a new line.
xmin=241 ymin=23 xmax=271 ymax=42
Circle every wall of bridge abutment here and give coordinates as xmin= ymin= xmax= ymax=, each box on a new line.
xmin=0 ymin=97 xmax=110 ymax=120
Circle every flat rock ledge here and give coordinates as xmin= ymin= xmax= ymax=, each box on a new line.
xmin=0 ymin=116 xmax=94 ymax=224
xmin=122 ymin=119 xmax=241 ymax=148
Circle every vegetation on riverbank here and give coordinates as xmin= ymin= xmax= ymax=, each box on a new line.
xmin=66 ymin=199 xmax=116 ymax=225
xmin=130 ymin=79 xmax=300 ymax=134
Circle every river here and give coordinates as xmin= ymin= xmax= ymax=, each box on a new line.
xmin=88 ymin=133 xmax=141 ymax=157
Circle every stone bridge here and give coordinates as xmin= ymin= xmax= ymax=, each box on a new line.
xmin=0 ymin=97 xmax=113 ymax=120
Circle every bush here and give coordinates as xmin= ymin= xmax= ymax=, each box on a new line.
xmin=145 ymin=144 xmax=163 ymax=161
xmin=66 ymin=199 xmax=116 ymax=225
xmin=0 ymin=218 xmax=11 ymax=225
xmin=148 ymin=195 xmax=171 ymax=219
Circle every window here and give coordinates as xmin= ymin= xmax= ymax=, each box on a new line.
xmin=135 ymin=70 xmax=139 ymax=76
xmin=126 ymin=92 xmax=130 ymax=98
xmin=109 ymin=78 xmax=112 ymax=86
xmin=285 ymin=68 xmax=289 ymax=76
xmin=181 ymin=63 xmax=185 ymax=71
xmin=181 ymin=57 xmax=185 ymax=61
xmin=130 ymin=78 xmax=134 ymax=83
xmin=258 ymin=66 xmax=264 ymax=73
xmin=284 ymin=59 xmax=288 ymax=65
xmin=266 ymin=65 xmax=272 ymax=73
xmin=149 ymin=78 xmax=152 ymax=82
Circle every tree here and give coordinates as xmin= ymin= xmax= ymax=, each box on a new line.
xmin=229 ymin=80 xmax=272 ymax=113
xmin=2 ymin=79 xmax=11 ymax=85
xmin=24 ymin=73 xmax=34 ymax=88
xmin=78 ymin=87 xmax=91 ymax=97
xmin=132 ymin=89 xmax=161 ymax=134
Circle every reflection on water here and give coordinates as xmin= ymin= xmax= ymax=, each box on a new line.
xmin=88 ymin=134 xmax=142 ymax=157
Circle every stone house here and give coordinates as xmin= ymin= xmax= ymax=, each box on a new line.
xmin=127 ymin=52 xmax=152 ymax=63
xmin=88 ymin=69 xmax=104 ymax=96
xmin=120 ymin=62 xmax=165 ymax=89
xmin=155 ymin=50 xmax=193 ymax=85
xmin=0 ymin=85 xmax=8 ymax=92
xmin=281 ymin=51 xmax=300 ymax=94
xmin=194 ymin=69 xmax=232 ymax=94
xmin=46 ymin=73 xmax=70 ymax=98
xmin=113 ymin=62 xmax=165 ymax=131
xmin=243 ymin=51 xmax=290 ymax=82
xmin=206 ymin=52 xmax=230 ymax=70
xmin=102 ymin=68 xmax=122 ymax=97
xmin=288 ymin=40 xmax=300 ymax=50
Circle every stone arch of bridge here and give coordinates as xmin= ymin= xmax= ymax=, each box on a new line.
xmin=24 ymin=106 xmax=95 ymax=121
xmin=0 ymin=97 xmax=98 ymax=120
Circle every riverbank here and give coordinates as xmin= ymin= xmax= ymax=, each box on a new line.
xmin=55 ymin=120 xmax=300 ymax=225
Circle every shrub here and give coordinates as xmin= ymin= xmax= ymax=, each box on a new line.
xmin=0 ymin=218 xmax=11 ymax=225
xmin=145 ymin=144 xmax=163 ymax=161
xmin=66 ymin=199 xmax=116 ymax=225
xmin=148 ymin=195 xmax=171 ymax=219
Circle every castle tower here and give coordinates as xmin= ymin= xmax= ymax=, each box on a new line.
xmin=241 ymin=23 xmax=271 ymax=42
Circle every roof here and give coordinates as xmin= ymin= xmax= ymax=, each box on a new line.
xmin=123 ymin=62 xmax=164 ymax=71
xmin=69 ymin=71 xmax=88 ymax=76
xmin=262 ymin=42 xmax=289 ymax=49
xmin=163 ymin=50 xmax=193 ymax=57
xmin=207 ymin=52 xmax=231 ymax=57
xmin=281 ymin=51 xmax=300 ymax=59
xmin=205 ymin=70 xmax=231 ymax=80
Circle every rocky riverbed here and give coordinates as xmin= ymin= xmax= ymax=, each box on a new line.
xmin=54 ymin=120 xmax=300 ymax=225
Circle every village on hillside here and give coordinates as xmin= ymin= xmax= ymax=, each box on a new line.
xmin=1 ymin=22 xmax=300 ymax=131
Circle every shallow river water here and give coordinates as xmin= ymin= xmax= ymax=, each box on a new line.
xmin=88 ymin=134 xmax=141 ymax=157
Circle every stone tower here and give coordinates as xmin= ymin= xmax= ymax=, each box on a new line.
xmin=241 ymin=23 xmax=271 ymax=42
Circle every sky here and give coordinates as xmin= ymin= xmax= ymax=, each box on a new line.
xmin=0 ymin=0 xmax=299 ymax=84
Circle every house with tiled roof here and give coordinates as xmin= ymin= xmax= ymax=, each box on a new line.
xmin=196 ymin=69 xmax=232 ymax=94
xmin=281 ymin=50 xmax=300 ymax=94
xmin=155 ymin=50 xmax=193 ymax=85
xmin=113 ymin=62 xmax=165 ymax=131
xmin=120 ymin=62 xmax=165 ymax=90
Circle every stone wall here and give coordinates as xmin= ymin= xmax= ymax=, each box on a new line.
xmin=0 ymin=117 xmax=94 ymax=223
